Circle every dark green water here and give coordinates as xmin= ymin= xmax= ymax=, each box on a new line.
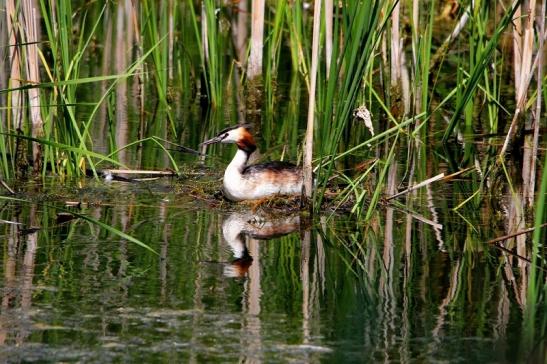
xmin=0 ymin=175 xmax=540 ymax=363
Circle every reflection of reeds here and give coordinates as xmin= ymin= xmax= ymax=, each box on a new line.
xmin=0 ymin=3 xmax=545 ymax=354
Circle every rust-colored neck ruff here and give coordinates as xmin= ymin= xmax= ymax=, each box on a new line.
xmin=236 ymin=129 xmax=257 ymax=154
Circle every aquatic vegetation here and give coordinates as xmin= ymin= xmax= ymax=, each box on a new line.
xmin=0 ymin=1 xmax=545 ymax=361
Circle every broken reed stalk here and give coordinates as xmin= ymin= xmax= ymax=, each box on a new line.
xmin=0 ymin=179 xmax=15 ymax=195
xmin=22 ymin=0 xmax=44 ymax=172
xmin=247 ymin=0 xmax=265 ymax=79
xmin=387 ymin=173 xmax=445 ymax=200
xmin=493 ymin=243 xmax=535 ymax=267
xmin=304 ymin=0 xmax=321 ymax=199
xmin=386 ymin=168 xmax=474 ymax=201
xmin=102 ymin=169 xmax=177 ymax=176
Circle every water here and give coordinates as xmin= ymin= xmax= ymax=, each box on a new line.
xmin=0 ymin=175 xmax=541 ymax=363
xmin=0 ymin=3 xmax=545 ymax=360
xmin=1 ymin=72 xmax=544 ymax=362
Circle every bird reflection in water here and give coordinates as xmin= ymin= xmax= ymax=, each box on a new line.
xmin=222 ymin=211 xmax=301 ymax=278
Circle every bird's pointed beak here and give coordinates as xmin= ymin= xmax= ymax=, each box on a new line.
xmin=200 ymin=135 xmax=223 ymax=146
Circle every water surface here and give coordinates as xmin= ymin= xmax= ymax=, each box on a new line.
xmin=0 ymin=175 xmax=540 ymax=363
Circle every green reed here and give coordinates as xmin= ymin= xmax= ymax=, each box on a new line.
xmin=141 ymin=0 xmax=175 ymax=134
xmin=264 ymin=0 xmax=287 ymax=114
xmin=442 ymin=1 xmax=520 ymax=142
xmin=186 ymin=0 xmax=227 ymax=108
xmin=0 ymin=103 xmax=13 ymax=178
xmin=314 ymin=1 xmax=391 ymax=211
xmin=176 ymin=3 xmax=197 ymax=116
xmin=285 ymin=0 xmax=309 ymax=81
xmin=0 ymin=1 xmax=179 ymax=178
xmin=39 ymin=0 xmax=92 ymax=176
xmin=523 ymin=150 xmax=547 ymax=357
xmin=0 ymin=1 xmax=541 ymax=183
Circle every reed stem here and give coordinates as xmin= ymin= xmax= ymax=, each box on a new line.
xmin=247 ymin=0 xmax=265 ymax=79
xmin=6 ymin=0 xmax=23 ymax=131
xmin=304 ymin=0 xmax=322 ymax=199
xmin=22 ymin=0 xmax=44 ymax=172
xmin=525 ymin=0 xmax=545 ymax=207
xmin=325 ymin=0 xmax=333 ymax=77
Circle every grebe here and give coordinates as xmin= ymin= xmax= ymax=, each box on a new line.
xmin=201 ymin=125 xmax=303 ymax=201
xmin=222 ymin=211 xmax=301 ymax=277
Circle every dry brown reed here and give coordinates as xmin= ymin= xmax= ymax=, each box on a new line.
xmin=304 ymin=0 xmax=322 ymax=199
xmin=247 ymin=0 xmax=265 ymax=79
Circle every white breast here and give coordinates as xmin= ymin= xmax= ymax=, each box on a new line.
xmin=223 ymin=169 xmax=302 ymax=201
xmin=222 ymin=148 xmax=303 ymax=201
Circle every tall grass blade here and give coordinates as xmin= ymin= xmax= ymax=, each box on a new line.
xmin=442 ymin=0 xmax=521 ymax=142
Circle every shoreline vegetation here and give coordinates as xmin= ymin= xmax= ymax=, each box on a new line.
xmin=0 ymin=1 xmax=545 ymax=359
xmin=0 ymin=1 xmax=543 ymax=206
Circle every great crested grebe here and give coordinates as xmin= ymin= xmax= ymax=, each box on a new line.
xmin=201 ymin=125 xmax=303 ymax=201
xmin=222 ymin=211 xmax=301 ymax=277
